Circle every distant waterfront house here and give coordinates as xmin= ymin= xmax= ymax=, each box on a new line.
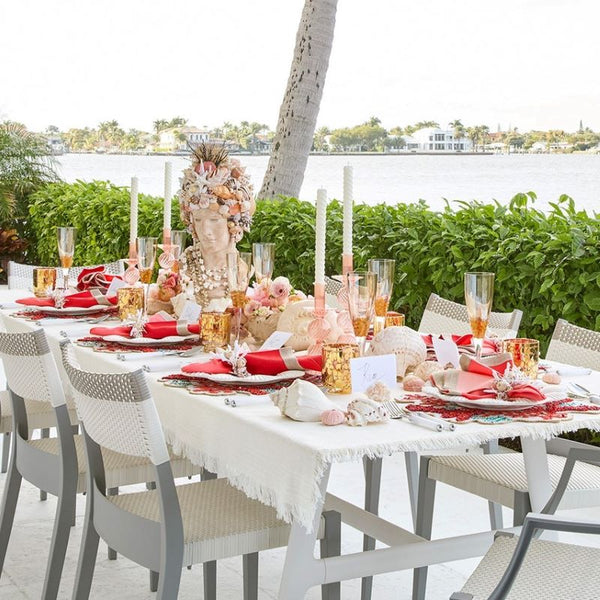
xmin=529 ymin=141 xmax=572 ymax=153
xmin=159 ymin=126 xmax=210 ymax=151
xmin=402 ymin=127 xmax=472 ymax=152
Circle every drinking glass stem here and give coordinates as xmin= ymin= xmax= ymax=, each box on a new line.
xmin=62 ymin=267 xmax=69 ymax=290
xmin=374 ymin=316 xmax=385 ymax=335
xmin=356 ymin=336 xmax=366 ymax=356
xmin=235 ymin=307 xmax=242 ymax=341
xmin=473 ymin=337 xmax=483 ymax=358
xmin=143 ymin=283 xmax=149 ymax=317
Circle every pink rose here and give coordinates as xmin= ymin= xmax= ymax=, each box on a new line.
xmin=270 ymin=276 xmax=291 ymax=299
xmin=250 ymin=280 xmax=270 ymax=303
xmin=243 ymin=299 xmax=261 ymax=317
xmin=164 ymin=274 xmax=178 ymax=289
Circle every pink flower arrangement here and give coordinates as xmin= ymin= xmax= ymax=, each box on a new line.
xmin=244 ymin=276 xmax=303 ymax=318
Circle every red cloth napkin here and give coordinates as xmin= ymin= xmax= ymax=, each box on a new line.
xmin=421 ymin=333 xmax=498 ymax=354
xmin=77 ymin=266 xmax=120 ymax=291
xmin=90 ymin=320 xmax=200 ymax=339
xmin=183 ymin=349 xmax=322 ymax=376
xmin=16 ymin=290 xmax=117 ymax=308
xmin=459 ymin=353 xmax=513 ymax=377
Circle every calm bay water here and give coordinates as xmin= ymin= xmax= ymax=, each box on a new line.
xmin=57 ymin=153 xmax=600 ymax=212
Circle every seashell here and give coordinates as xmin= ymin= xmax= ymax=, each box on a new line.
xmin=367 ymin=326 xmax=427 ymax=378
xmin=321 ymin=409 xmax=346 ymax=426
xmin=402 ymin=375 xmax=424 ymax=392
xmin=270 ymin=379 xmax=338 ymax=422
xmin=366 ymin=381 xmax=393 ymax=403
xmin=542 ymin=372 xmax=561 ymax=385
xmin=413 ymin=360 xmax=445 ymax=381
xmin=346 ymin=395 xmax=389 ymax=427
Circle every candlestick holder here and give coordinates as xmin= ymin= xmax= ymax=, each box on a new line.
xmin=342 ymin=253 xmax=353 ymax=277
xmin=124 ymin=242 xmax=140 ymax=285
xmin=307 ymin=282 xmax=331 ymax=354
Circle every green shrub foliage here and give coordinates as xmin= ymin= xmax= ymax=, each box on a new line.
xmin=28 ymin=183 xmax=599 ymax=351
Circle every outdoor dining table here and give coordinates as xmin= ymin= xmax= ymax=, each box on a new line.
xmin=2 ymin=289 xmax=600 ymax=599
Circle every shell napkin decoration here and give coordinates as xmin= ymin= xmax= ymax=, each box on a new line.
xmin=270 ymin=379 xmax=339 ymax=422
xmin=367 ymin=326 xmax=427 ymax=378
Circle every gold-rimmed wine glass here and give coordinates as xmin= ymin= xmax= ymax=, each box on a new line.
xmin=367 ymin=258 xmax=395 ymax=334
xmin=137 ymin=237 xmax=157 ymax=316
xmin=252 ymin=242 xmax=275 ymax=284
xmin=227 ymin=251 xmax=252 ymax=339
xmin=464 ymin=271 xmax=495 ymax=357
xmin=57 ymin=227 xmax=76 ymax=290
xmin=345 ymin=270 xmax=378 ymax=355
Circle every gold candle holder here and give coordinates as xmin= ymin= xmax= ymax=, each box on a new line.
xmin=501 ymin=338 xmax=540 ymax=378
xmin=322 ymin=343 xmax=359 ymax=394
xmin=385 ymin=311 xmax=405 ymax=328
xmin=117 ymin=287 xmax=144 ymax=321
xmin=201 ymin=312 xmax=232 ymax=351
xmin=33 ymin=267 xmax=57 ymax=297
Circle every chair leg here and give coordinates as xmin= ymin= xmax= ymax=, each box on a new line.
xmin=149 ymin=570 xmax=159 ymax=592
xmin=513 ymin=492 xmax=531 ymax=527
xmin=405 ymin=451 xmax=420 ymax=530
xmin=243 ymin=552 xmax=259 ymax=600
xmin=0 ymin=459 xmax=22 ymax=575
xmin=203 ymin=561 xmax=217 ymax=600
xmin=361 ymin=456 xmax=382 ymax=600
xmin=72 ymin=500 xmax=100 ymax=600
xmin=39 ymin=427 xmax=50 ymax=501
xmin=482 ymin=440 xmax=504 ymax=530
xmin=320 ymin=510 xmax=341 ymax=600
xmin=41 ymin=489 xmax=76 ymax=600
xmin=412 ymin=457 xmax=437 ymax=600
xmin=106 ymin=487 xmax=118 ymax=560
xmin=1 ymin=432 xmax=9 ymax=474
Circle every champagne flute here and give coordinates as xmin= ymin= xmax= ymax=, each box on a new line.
xmin=57 ymin=227 xmax=76 ymax=290
xmin=170 ymin=229 xmax=187 ymax=272
xmin=137 ymin=237 xmax=157 ymax=317
xmin=227 ymin=251 xmax=252 ymax=339
xmin=252 ymin=243 xmax=275 ymax=284
xmin=464 ymin=272 xmax=495 ymax=357
xmin=367 ymin=258 xmax=395 ymax=334
xmin=345 ymin=270 xmax=378 ymax=355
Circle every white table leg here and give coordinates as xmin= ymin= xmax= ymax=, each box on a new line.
xmin=278 ymin=465 xmax=331 ymax=600
xmin=521 ymin=437 xmax=552 ymax=511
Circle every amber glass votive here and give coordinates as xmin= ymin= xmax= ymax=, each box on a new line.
xmin=117 ymin=287 xmax=144 ymax=321
xmin=385 ymin=311 xmax=405 ymax=328
xmin=33 ymin=268 xmax=57 ymax=297
xmin=201 ymin=312 xmax=232 ymax=351
xmin=501 ymin=338 xmax=540 ymax=378
xmin=322 ymin=343 xmax=360 ymax=394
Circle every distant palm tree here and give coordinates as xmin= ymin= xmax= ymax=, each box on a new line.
xmin=450 ymin=119 xmax=465 ymax=144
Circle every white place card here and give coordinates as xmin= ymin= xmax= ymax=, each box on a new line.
xmin=432 ymin=336 xmax=461 ymax=368
xmin=258 ymin=330 xmax=293 ymax=352
xmin=350 ymin=354 xmax=397 ymax=393
xmin=179 ymin=300 xmax=202 ymax=323
xmin=106 ymin=277 xmax=128 ymax=297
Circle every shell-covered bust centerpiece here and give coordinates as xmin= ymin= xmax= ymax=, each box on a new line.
xmin=179 ymin=144 xmax=256 ymax=308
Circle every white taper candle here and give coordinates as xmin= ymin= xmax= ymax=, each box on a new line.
xmin=163 ymin=162 xmax=172 ymax=232
xmin=129 ymin=176 xmax=138 ymax=244
xmin=315 ymin=188 xmax=328 ymax=285
xmin=343 ymin=165 xmax=353 ymax=255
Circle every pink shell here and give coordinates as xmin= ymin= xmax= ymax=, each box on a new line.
xmin=403 ymin=375 xmax=425 ymax=392
xmin=321 ymin=409 xmax=346 ymax=426
xmin=542 ymin=372 xmax=561 ymax=384
xmin=158 ymin=252 xmax=175 ymax=269
xmin=124 ymin=267 xmax=140 ymax=285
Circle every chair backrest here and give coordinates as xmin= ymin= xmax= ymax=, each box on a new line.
xmin=60 ymin=340 xmax=169 ymax=466
xmin=324 ymin=276 xmax=343 ymax=309
xmin=546 ymin=319 xmax=600 ymax=370
xmin=418 ymin=293 xmax=523 ymax=338
xmin=8 ymin=260 xmax=125 ymax=290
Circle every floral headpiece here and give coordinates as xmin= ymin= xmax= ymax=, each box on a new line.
xmin=179 ymin=143 xmax=255 ymax=243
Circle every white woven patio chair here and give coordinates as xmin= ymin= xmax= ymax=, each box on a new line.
xmin=450 ymin=447 xmax=600 ymax=600
xmin=0 ymin=327 xmax=198 ymax=600
xmin=59 ymin=339 xmax=341 ymax=600
xmin=412 ymin=319 xmax=600 ymax=600
xmin=7 ymin=259 xmax=124 ymax=290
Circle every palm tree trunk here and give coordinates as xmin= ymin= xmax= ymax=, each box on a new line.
xmin=259 ymin=0 xmax=338 ymax=199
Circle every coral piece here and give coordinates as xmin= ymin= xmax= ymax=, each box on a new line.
xmin=402 ymin=374 xmax=425 ymax=392
xmin=366 ymin=381 xmax=393 ymax=403
xmin=321 ymin=409 xmax=346 ymax=426
xmin=270 ymin=379 xmax=338 ymax=422
xmin=542 ymin=372 xmax=561 ymax=385
xmin=413 ymin=360 xmax=445 ymax=381
xmin=346 ymin=396 xmax=389 ymax=426
xmin=367 ymin=326 xmax=427 ymax=377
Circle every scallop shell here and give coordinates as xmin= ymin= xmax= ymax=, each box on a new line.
xmin=346 ymin=396 xmax=389 ymax=426
xmin=402 ymin=374 xmax=424 ymax=392
xmin=367 ymin=326 xmax=427 ymax=378
xmin=413 ymin=360 xmax=445 ymax=381
xmin=270 ymin=379 xmax=338 ymax=422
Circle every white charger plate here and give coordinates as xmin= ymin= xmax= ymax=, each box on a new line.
xmin=101 ymin=334 xmax=199 ymax=347
xmin=28 ymin=304 xmax=112 ymax=316
xmin=185 ymin=370 xmax=304 ymax=385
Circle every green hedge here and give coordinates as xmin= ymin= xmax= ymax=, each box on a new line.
xmin=27 ymin=182 xmax=600 ymax=351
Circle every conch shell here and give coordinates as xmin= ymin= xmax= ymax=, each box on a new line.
xmin=346 ymin=396 xmax=389 ymax=427
xmin=367 ymin=326 xmax=427 ymax=378
xmin=270 ymin=379 xmax=338 ymax=422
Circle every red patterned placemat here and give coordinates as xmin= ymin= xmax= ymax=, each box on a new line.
xmin=404 ymin=395 xmax=600 ymax=424
xmin=76 ymin=336 xmax=201 ymax=354
xmin=14 ymin=308 xmax=118 ymax=321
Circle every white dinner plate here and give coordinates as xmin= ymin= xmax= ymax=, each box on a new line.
xmin=101 ymin=334 xmax=199 ymax=347
xmin=27 ymin=304 xmax=112 ymax=316
xmin=184 ymin=370 xmax=304 ymax=385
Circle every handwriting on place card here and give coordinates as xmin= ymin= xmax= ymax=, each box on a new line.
xmin=349 ymin=354 xmax=397 ymax=393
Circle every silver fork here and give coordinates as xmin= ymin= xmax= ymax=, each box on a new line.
xmin=381 ymin=400 xmax=405 ymax=419
xmin=568 ymin=382 xmax=600 ymax=404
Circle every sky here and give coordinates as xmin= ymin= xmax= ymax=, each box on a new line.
xmin=1 ymin=0 xmax=599 ymax=133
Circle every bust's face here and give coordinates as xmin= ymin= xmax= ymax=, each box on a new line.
xmin=192 ymin=209 xmax=230 ymax=254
